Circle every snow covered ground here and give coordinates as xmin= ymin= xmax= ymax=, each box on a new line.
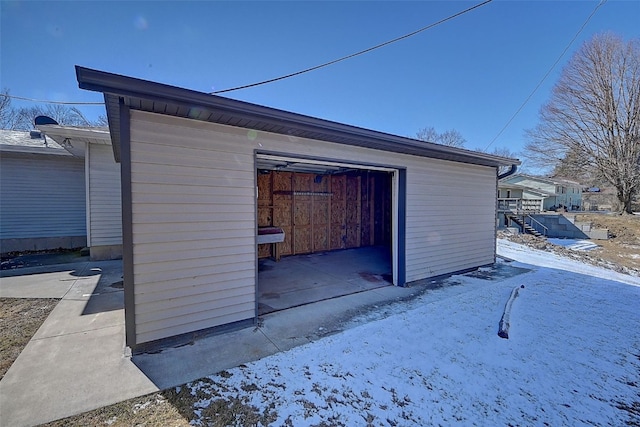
xmin=546 ymin=238 xmax=600 ymax=251
xmin=185 ymin=240 xmax=640 ymax=426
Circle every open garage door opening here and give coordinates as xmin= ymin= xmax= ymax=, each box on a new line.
xmin=256 ymin=154 xmax=398 ymax=315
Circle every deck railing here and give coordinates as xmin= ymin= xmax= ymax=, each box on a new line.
xmin=525 ymin=215 xmax=548 ymax=236
xmin=498 ymin=198 xmax=543 ymax=213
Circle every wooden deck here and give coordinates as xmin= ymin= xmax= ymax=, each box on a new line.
xmin=497 ymin=198 xmax=543 ymax=213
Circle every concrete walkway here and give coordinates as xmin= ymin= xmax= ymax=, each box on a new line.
xmin=0 ymin=259 xmax=449 ymax=427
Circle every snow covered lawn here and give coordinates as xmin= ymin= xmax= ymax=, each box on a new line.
xmin=546 ymin=238 xmax=600 ymax=251
xmin=184 ymin=240 xmax=640 ymax=426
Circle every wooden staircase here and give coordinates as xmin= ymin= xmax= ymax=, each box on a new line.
xmin=507 ymin=214 xmax=544 ymax=238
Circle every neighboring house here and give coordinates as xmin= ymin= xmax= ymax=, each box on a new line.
xmin=582 ymin=186 xmax=616 ymax=211
xmin=76 ymin=66 xmax=519 ymax=351
xmin=498 ymin=174 xmax=583 ymax=222
xmin=0 ymin=129 xmax=86 ymax=253
xmin=34 ymin=125 xmax=122 ymax=260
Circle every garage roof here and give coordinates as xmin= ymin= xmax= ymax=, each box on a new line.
xmin=76 ymin=66 xmax=520 ymax=168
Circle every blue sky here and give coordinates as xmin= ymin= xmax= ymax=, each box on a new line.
xmin=2 ymin=1 xmax=638 ymax=164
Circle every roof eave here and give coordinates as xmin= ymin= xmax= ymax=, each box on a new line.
xmin=35 ymin=124 xmax=111 ymax=145
xmin=0 ymin=144 xmax=72 ymax=156
xmin=76 ymin=66 xmax=520 ymax=168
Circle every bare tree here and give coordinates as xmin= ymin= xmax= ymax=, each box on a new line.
xmin=477 ymin=146 xmax=521 ymax=175
xmin=11 ymin=105 xmax=92 ymax=130
xmin=438 ymin=129 xmax=467 ymax=148
xmin=0 ymin=89 xmax=101 ymax=130
xmin=416 ymin=126 xmax=439 ymax=143
xmin=551 ymin=146 xmax=592 ymax=181
xmin=0 ymin=89 xmax=23 ymax=130
xmin=525 ymin=33 xmax=640 ymax=214
xmin=416 ymin=126 xmax=466 ymax=148
xmin=95 ymin=114 xmax=109 ymax=127
xmin=0 ymin=90 xmax=10 ymax=123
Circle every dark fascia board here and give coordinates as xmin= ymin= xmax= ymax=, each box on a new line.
xmin=76 ymin=66 xmax=520 ymax=168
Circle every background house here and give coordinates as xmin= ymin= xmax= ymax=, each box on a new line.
xmin=77 ymin=66 xmax=519 ymax=350
xmin=498 ymin=175 xmax=582 ymax=213
xmin=35 ymin=125 xmax=123 ymax=260
xmin=581 ymin=185 xmax=617 ymax=211
xmin=497 ymin=174 xmax=585 ymax=237
xmin=0 ymin=129 xmax=86 ymax=254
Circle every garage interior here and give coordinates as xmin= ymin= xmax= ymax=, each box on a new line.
xmin=256 ymin=156 xmax=394 ymax=314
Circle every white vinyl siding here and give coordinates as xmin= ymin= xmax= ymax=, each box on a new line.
xmin=129 ymin=110 xmax=498 ymax=344
xmin=88 ymin=143 xmax=122 ymax=247
xmin=405 ymin=162 xmax=496 ymax=280
xmin=130 ymin=111 xmax=256 ymax=344
xmin=0 ymin=153 xmax=85 ymax=240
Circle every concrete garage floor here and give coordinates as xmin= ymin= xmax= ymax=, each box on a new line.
xmin=259 ymin=246 xmax=392 ymax=314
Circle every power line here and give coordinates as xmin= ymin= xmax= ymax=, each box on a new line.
xmin=0 ymin=93 xmax=104 ymax=105
xmin=212 ymin=0 xmax=493 ymax=94
xmin=484 ymin=0 xmax=607 ymax=151
xmin=3 ymin=1 xmax=494 ymax=104
xmin=2 ymin=1 xmax=493 ymax=104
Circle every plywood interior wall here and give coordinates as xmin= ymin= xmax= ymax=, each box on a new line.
xmin=258 ymin=170 xmax=391 ymax=258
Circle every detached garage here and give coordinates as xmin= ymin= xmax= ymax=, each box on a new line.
xmin=76 ymin=66 xmax=519 ymax=351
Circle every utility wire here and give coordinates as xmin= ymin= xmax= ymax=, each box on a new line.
xmin=2 ymin=1 xmax=493 ymax=104
xmin=212 ymin=0 xmax=493 ymax=94
xmin=484 ymin=0 xmax=606 ymax=151
xmin=1 ymin=93 xmax=104 ymax=105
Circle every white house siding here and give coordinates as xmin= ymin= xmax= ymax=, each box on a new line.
xmin=129 ymin=110 xmax=498 ymax=344
xmin=130 ymin=111 xmax=256 ymax=344
xmin=88 ymin=143 xmax=122 ymax=258
xmin=405 ymin=162 xmax=496 ymax=280
xmin=498 ymin=188 xmax=524 ymax=199
xmin=0 ymin=153 xmax=86 ymax=252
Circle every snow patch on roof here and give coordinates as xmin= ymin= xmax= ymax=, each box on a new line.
xmin=0 ymin=129 xmax=68 ymax=155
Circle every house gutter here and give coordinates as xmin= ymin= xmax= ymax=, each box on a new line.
xmin=498 ymin=164 xmax=518 ymax=180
